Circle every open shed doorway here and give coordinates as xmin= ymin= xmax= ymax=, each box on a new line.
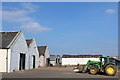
xmin=19 ymin=53 xmax=26 ymax=70
xmin=33 ymin=55 xmax=35 ymax=68
xmin=46 ymin=58 xmax=50 ymax=66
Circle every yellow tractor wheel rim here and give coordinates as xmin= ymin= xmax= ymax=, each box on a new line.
xmin=91 ymin=69 xmax=96 ymax=73
xmin=107 ymin=67 xmax=114 ymax=74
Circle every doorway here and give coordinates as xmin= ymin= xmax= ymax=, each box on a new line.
xmin=19 ymin=53 xmax=26 ymax=70
xmin=46 ymin=58 xmax=50 ymax=66
xmin=33 ymin=55 xmax=35 ymax=68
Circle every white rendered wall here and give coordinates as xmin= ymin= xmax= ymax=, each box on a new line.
xmin=0 ymin=49 xmax=7 ymax=72
xmin=44 ymin=46 xmax=50 ymax=66
xmin=0 ymin=49 xmax=11 ymax=72
xmin=50 ymin=61 xmax=56 ymax=66
xmin=7 ymin=49 xmax=11 ymax=72
xmin=27 ymin=39 xmax=39 ymax=69
xmin=39 ymin=55 xmax=45 ymax=67
xmin=10 ymin=32 xmax=29 ymax=72
xmin=62 ymin=58 xmax=100 ymax=65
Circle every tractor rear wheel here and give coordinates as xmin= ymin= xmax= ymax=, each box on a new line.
xmin=89 ymin=66 xmax=98 ymax=75
xmin=105 ymin=65 xmax=117 ymax=76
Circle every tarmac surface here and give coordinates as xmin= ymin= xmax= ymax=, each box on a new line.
xmin=1 ymin=67 xmax=119 ymax=78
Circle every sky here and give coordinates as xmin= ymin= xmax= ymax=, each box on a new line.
xmin=2 ymin=2 xmax=118 ymax=56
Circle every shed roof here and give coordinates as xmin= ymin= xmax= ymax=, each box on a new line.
xmin=0 ymin=31 xmax=20 ymax=49
xmin=50 ymin=55 xmax=60 ymax=61
xmin=37 ymin=46 xmax=47 ymax=56
xmin=26 ymin=39 xmax=33 ymax=47
xmin=62 ymin=55 xmax=102 ymax=58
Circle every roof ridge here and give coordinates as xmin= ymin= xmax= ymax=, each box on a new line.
xmin=26 ymin=39 xmax=33 ymax=40
xmin=37 ymin=45 xmax=47 ymax=47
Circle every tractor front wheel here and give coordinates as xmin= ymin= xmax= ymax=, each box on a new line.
xmin=89 ymin=66 xmax=98 ymax=75
xmin=105 ymin=65 xmax=117 ymax=76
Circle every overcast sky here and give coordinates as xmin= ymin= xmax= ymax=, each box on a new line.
xmin=2 ymin=2 xmax=118 ymax=56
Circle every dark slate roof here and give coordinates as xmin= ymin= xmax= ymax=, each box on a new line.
xmin=0 ymin=31 xmax=19 ymax=49
xmin=37 ymin=46 xmax=47 ymax=56
xmin=62 ymin=55 xmax=102 ymax=58
xmin=26 ymin=39 xmax=33 ymax=47
xmin=50 ymin=55 xmax=60 ymax=61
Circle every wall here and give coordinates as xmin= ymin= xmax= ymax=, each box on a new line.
xmin=44 ymin=46 xmax=50 ymax=66
xmin=0 ymin=49 xmax=7 ymax=72
xmin=0 ymin=49 xmax=11 ymax=72
xmin=27 ymin=39 xmax=39 ymax=69
xmin=39 ymin=55 xmax=45 ymax=67
xmin=10 ymin=32 xmax=28 ymax=72
xmin=62 ymin=58 xmax=100 ymax=65
xmin=50 ymin=56 xmax=61 ymax=66
xmin=50 ymin=61 xmax=56 ymax=66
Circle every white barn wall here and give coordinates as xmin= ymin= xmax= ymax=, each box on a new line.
xmin=0 ymin=49 xmax=7 ymax=72
xmin=0 ymin=49 xmax=11 ymax=72
xmin=39 ymin=55 xmax=45 ymax=67
xmin=10 ymin=32 xmax=28 ymax=72
xmin=27 ymin=39 xmax=39 ymax=69
xmin=50 ymin=61 xmax=56 ymax=66
xmin=62 ymin=58 xmax=100 ymax=66
xmin=32 ymin=39 xmax=39 ymax=68
xmin=7 ymin=49 xmax=11 ymax=73
xmin=44 ymin=46 xmax=50 ymax=66
xmin=45 ymin=46 xmax=50 ymax=58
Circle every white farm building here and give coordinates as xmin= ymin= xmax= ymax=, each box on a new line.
xmin=0 ymin=31 xmax=39 ymax=72
xmin=50 ymin=55 xmax=61 ymax=66
xmin=62 ymin=55 xmax=102 ymax=66
xmin=37 ymin=46 xmax=50 ymax=67
xmin=26 ymin=39 xmax=39 ymax=69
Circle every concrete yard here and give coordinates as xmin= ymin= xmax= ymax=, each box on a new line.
xmin=2 ymin=67 xmax=119 ymax=78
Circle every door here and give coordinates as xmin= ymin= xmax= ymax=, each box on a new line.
xmin=33 ymin=55 xmax=35 ymax=68
xmin=46 ymin=58 xmax=50 ymax=66
xmin=19 ymin=53 xmax=26 ymax=70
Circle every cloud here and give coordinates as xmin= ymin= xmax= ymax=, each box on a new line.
xmin=21 ymin=22 xmax=52 ymax=33
xmin=2 ymin=3 xmax=52 ymax=33
xmin=20 ymin=3 xmax=38 ymax=12
xmin=2 ymin=3 xmax=37 ymax=23
xmin=2 ymin=10 xmax=32 ymax=23
xmin=105 ymin=9 xmax=115 ymax=14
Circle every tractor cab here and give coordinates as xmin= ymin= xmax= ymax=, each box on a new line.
xmin=99 ymin=56 xmax=117 ymax=76
xmin=99 ymin=56 xmax=116 ymax=66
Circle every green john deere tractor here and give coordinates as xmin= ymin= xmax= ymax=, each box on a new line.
xmin=73 ymin=56 xmax=117 ymax=76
